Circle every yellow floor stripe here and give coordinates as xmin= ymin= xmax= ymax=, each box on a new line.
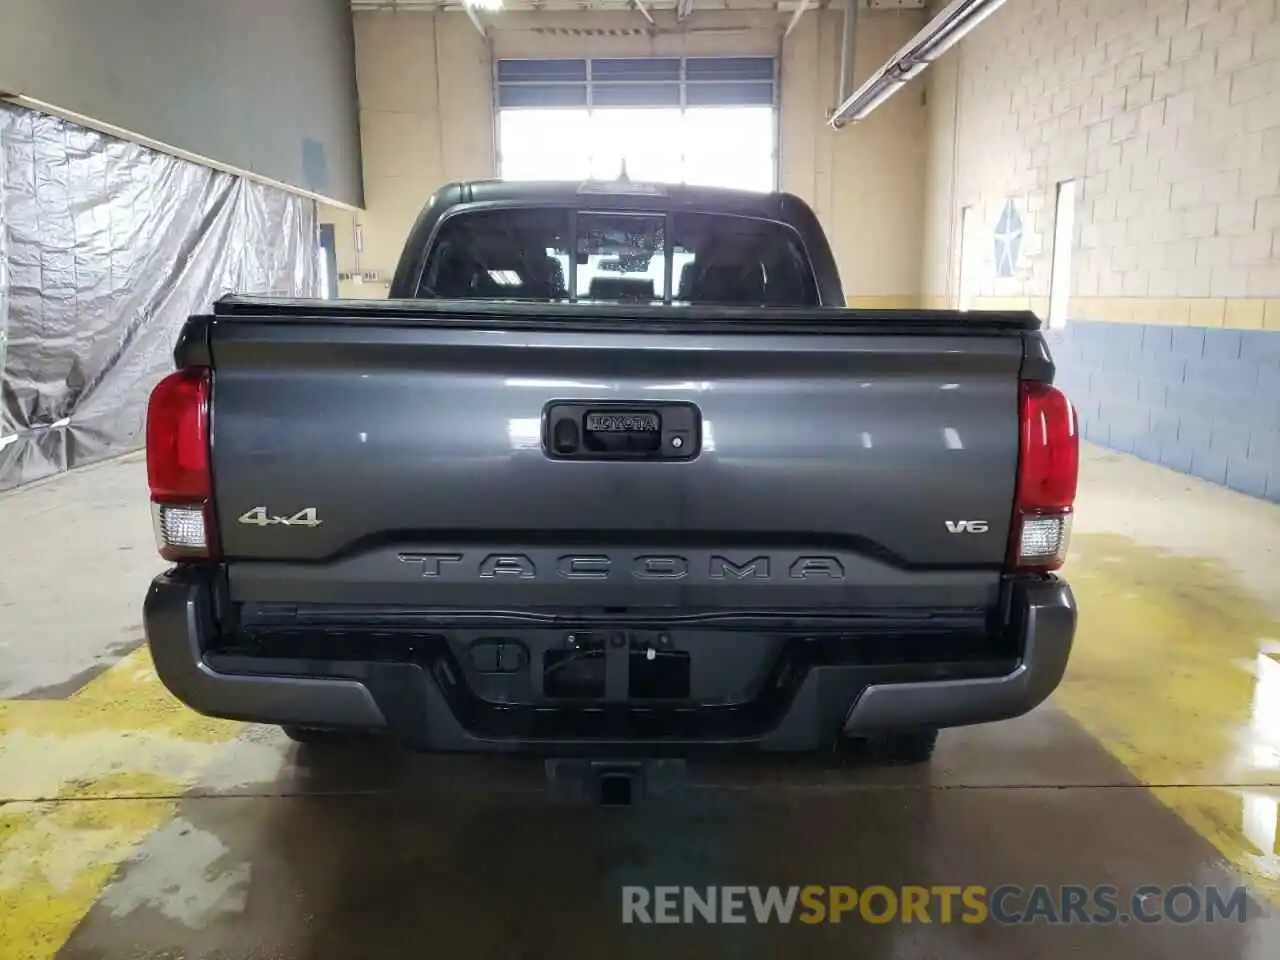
xmin=1057 ymin=533 xmax=1280 ymax=905
xmin=0 ymin=648 xmax=244 ymax=960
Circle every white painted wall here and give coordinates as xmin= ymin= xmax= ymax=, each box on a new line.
xmin=0 ymin=0 xmax=362 ymax=206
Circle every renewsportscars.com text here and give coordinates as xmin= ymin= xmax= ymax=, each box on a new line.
xmin=621 ymin=885 xmax=1250 ymax=925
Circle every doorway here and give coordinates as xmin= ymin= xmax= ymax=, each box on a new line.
xmin=1048 ymin=180 xmax=1077 ymax=329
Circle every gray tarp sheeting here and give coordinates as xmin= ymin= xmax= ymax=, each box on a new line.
xmin=0 ymin=103 xmax=318 ymax=490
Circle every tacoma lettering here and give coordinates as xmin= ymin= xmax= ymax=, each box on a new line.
xmin=479 ymin=554 xmax=537 ymax=579
xmin=393 ymin=553 xmax=849 ymax=581
xmin=632 ymin=556 xmax=689 ymax=579
xmin=709 ymin=555 xmax=770 ymax=579
xmin=789 ymin=557 xmax=845 ymax=580
xmin=398 ymin=553 xmax=463 ymax=578
xmin=557 ymin=555 xmax=611 ymax=579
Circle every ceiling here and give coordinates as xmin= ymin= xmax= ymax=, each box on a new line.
xmin=348 ymin=0 xmax=925 ymax=15
xmin=349 ymin=0 xmax=805 ymax=12
xmin=347 ymin=0 xmax=928 ymax=46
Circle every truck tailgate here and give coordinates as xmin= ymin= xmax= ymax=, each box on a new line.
xmin=205 ymin=305 xmax=1028 ymax=611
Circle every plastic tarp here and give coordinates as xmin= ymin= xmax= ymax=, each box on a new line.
xmin=0 ymin=103 xmax=318 ymax=490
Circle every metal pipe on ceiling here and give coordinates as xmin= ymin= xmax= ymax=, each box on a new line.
xmin=828 ymin=0 xmax=1008 ymax=128
xmin=463 ymin=5 xmax=488 ymax=35
xmin=784 ymin=0 xmax=812 ymax=37
xmin=837 ymin=0 xmax=859 ymax=105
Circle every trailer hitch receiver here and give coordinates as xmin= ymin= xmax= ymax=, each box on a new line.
xmin=545 ymin=758 xmax=689 ymax=807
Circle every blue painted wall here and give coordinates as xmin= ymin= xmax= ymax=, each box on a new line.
xmin=1048 ymin=321 xmax=1280 ymax=503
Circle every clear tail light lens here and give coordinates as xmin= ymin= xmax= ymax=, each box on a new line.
xmin=151 ymin=503 xmax=209 ymax=554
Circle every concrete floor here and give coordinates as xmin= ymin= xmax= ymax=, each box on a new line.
xmin=1 ymin=444 xmax=1279 ymax=959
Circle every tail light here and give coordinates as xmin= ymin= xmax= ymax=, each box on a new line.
xmin=146 ymin=367 xmax=217 ymax=561
xmin=1009 ymin=381 xmax=1078 ymax=572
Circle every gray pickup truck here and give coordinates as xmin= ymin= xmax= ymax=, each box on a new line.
xmin=143 ymin=179 xmax=1078 ymax=768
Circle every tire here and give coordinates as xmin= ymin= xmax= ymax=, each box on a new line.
xmin=281 ymin=725 xmax=349 ymax=744
xmin=842 ymin=729 xmax=939 ymax=765
xmin=871 ymin=729 xmax=939 ymax=764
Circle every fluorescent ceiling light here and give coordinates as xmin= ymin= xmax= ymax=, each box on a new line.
xmin=464 ymin=0 xmax=503 ymax=10
xmin=829 ymin=0 xmax=1009 ymax=128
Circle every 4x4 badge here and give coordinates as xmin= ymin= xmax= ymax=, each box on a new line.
xmin=237 ymin=506 xmax=322 ymax=528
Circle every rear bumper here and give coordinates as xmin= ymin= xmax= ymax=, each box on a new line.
xmin=144 ymin=569 xmax=1075 ymax=753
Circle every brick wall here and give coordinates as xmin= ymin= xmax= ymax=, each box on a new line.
xmin=921 ymin=0 xmax=1280 ymax=503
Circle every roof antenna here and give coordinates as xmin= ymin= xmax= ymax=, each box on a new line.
xmin=617 ymin=158 xmax=631 ymax=184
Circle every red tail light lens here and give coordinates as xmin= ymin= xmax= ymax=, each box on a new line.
xmin=146 ymin=368 xmax=217 ymax=561
xmin=147 ymin=368 xmax=210 ymax=500
xmin=1010 ymin=381 xmax=1078 ymax=572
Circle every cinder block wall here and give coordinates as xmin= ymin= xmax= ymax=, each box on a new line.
xmin=920 ymin=0 xmax=1280 ymax=502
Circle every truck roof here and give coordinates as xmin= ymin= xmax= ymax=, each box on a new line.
xmin=438 ymin=178 xmax=813 ymax=220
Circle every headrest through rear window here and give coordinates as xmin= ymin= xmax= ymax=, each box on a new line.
xmin=587 ymin=277 xmax=656 ymax=301
xmin=691 ymin=264 xmax=766 ymax=304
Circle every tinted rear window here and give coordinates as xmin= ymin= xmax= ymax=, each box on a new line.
xmin=417 ymin=207 xmax=818 ymax=306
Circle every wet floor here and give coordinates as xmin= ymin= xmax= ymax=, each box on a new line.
xmin=46 ymin=741 xmax=1280 ymax=959
xmin=2 ymin=447 xmax=1280 ymax=959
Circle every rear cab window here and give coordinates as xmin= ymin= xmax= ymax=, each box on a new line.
xmin=418 ymin=206 xmax=819 ymax=307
